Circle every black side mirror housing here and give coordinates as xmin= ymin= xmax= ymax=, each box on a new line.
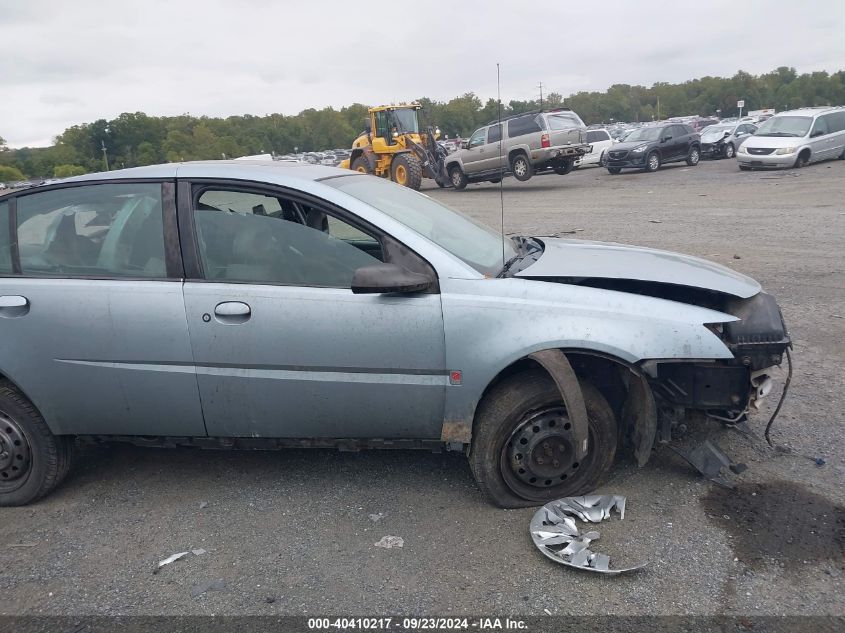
xmin=352 ymin=263 xmax=433 ymax=294
xmin=460 ymin=140 xmax=469 ymax=149
xmin=662 ymin=135 xmax=672 ymax=142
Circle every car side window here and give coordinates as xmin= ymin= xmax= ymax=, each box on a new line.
xmin=828 ymin=112 xmax=845 ymax=133
xmin=0 ymin=201 xmax=12 ymax=273
xmin=487 ymin=124 xmax=502 ymax=144
xmin=15 ymin=183 xmax=166 ymax=278
xmin=811 ymin=116 xmax=830 ymax=137
xmin=468 ymin=128 xmax=487 ymax=149
xmin=193 ymin=188 xmax=383 ymax=288
xmin=507 ymin=115 xmax=543 ymax=138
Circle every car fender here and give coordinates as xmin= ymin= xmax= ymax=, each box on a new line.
xmin=438 ymin=277 xmax=737 ymax=439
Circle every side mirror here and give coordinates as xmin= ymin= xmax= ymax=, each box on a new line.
xmin=351 ymin=263 xmax=433 ymax=294
xmin=460 ymin=140 xmax=469 ymax=149
xmin=662 ymin=135 xmax=672 ymax=142
xmin=810 ymin=130 xmax=825 ymax=138
xmin=724 ymin=130 xmax=732 ymax=137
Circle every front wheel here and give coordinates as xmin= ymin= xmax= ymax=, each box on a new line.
xmin=686 ymin=146 xmax=700 ymax=166
xmin=0 ymin=383 xmax=75 ymax=506
xmin=724 ymin=143 xmax=735 ymax=159
xmin=794 ymin=151 xmax=810 ymax=168
xmin=390 ymin=154 xmax=423 ymax=190
xmin=510 ymin=153 xmax=533 ymax=181
xmin=351 ymin=156 xmax=373 ymax=175
xmin=469 ymin=370 xmax=617 ymax=508
xmin=607 ymin=166 xmax=622 ymax=175
xmin=449 ymin=165 xmax=468 ymax=190
xmin=598 ymin=151 xmax=607 ymax=167
xmin=645 ymin=152 xmax=660 ymax=172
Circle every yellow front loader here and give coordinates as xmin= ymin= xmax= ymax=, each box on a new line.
xmin=339 ymin=103 xmax=448 ymax=190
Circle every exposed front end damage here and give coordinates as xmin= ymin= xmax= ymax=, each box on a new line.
xmin=642 ymin=291 xmax=791 ymax=437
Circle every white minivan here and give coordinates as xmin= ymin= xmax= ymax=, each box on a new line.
xmin=736 ymin=106 xmax=845 ymax=170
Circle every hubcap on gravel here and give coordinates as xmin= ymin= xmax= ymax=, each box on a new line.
xmin=504 ymin=407 xmax=581 ymax=489
xmin=0 ymin=412 xmax=31 ymax=485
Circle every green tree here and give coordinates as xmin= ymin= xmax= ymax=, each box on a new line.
xmin=53 ymin=164 xmax=87 ymax=178
xmin=0 ymin=165 xmax=25 ymax=181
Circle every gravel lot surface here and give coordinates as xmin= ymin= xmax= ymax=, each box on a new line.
xmin=2 ymin=157 xmax=843 ymax=617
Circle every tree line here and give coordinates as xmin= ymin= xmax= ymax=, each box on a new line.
xmin=1 ymin=66 xmax=843 ymax=180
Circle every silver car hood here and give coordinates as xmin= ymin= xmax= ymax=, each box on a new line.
xmin=516 ymin=238 xmax=761 ymax=299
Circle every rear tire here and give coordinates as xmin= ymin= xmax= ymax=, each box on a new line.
xmin=469 ymin=369 xmax=617 ymax=508
xmin=449 ymin=165 xmax=468 ymax=190
xmin=510 ymin=153 xmax=533 ymax=181
xmin=390 ymin=154 xmax=423 ymax=190
xmin=351 ymin=155 xmax=374 ymax=175
xmin=553 ymin=159 xmax=575 ymax=175
xmin=0 ymin=383 xmax=74 ymax=506
xmin=686 ymin=146 xmax=700 ymax=166
xmin=645 ymin=152 xmax=660 ymax=172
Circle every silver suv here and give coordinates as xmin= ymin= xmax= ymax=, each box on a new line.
xmin=445 ymin=109 xmax=590 ymax=189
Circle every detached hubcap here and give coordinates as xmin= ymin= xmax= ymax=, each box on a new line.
xmin=506 ymin=408 xmax=581 ymax=488
xmin=0 ymin=413 xmax=31 ymax=483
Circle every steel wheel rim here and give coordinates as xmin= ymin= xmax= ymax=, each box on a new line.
xmin=500 ymin=406 xmax=592 ymax=500
xmin=0 ymin=411 xmax=32 ymax=491
xmin=395 ymin=164 xmax=407 ymax=185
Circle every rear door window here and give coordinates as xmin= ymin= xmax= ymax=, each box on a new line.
xmin=546 ymin=112 xmax=585 ymax=130
xmin=15 ymin=183 xmax=167 ymax=278
xmin=487 ymin=124 xmax=502 ymax=144
xmin=0 ymin=201 xmax=12 ymax=273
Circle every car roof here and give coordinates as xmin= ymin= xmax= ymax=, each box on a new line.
xmin=775 ymin=106 xmax=844 ymax=118
xmin=61 ymin=160 xmax=352 ymax=185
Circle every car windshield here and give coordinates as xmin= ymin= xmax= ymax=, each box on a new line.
xmin=624 ymin=127 xmax=663 ymax=142
xmin=702 ymin=125 xmax=734 ymax=135
xmin=325 ymin=175 xmax=517 ymax=276
xmin=754 ymin=116 xmax=812 ymax=137
xmin=391 ymin=109 xmax=420 ymax=134
xmin=547 ymin=112 xmax=584 ymax=130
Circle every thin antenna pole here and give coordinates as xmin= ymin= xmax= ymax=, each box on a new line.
xmin=538 ymin=81 xmax=543 ymax=110
xmin=498 ymin=63 xmax=506 ymax=268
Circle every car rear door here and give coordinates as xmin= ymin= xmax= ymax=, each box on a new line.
xmin=178 ymin=181 xmax=447 ymax=439
xmin=0 ymin=182 xmax=205 ymax=437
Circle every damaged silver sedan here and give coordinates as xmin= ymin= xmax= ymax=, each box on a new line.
xmin=0 ymin=162 xmax=789 ymax=506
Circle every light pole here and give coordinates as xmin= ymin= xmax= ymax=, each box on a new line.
xmin=101 ymin=140 xmax=110 ymax=171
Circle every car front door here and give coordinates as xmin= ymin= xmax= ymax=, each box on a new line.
xmin=461 ymin=127 xmax=489 ymax=175
xmin=0 ymin=182 xmax=205 ymax=436
xmin=179 ymin=182 xmax=447 ymax=439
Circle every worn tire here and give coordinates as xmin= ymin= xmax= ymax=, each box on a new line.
xmin=510 ymin=153 xmax=533 ymax=181
xmin=607 ymin=166 xmax=622 ymax=175
xmin=0 ymin=382 xmax=74 ymax=506
xmin=351 ymin=155 xmax=374 ymax=175
xmin=724 ymin=143 xmax=735 ymax=159
xmin=645 ymin=152 xmax=660 ymax=172
xmin=448 ymin=164 xmax=468 ymax=190
xmin=686 ymin=145 xmax=700 ymax=166
xmin=553 ymin=158 xmax=575 ymax=175
xmin=469 ymin=369 xmax=617 ymax=508
xmin=391 ymin=153 xmax=423 ymax=190
xmin=794 ymin=150 xmax=810 ymax=168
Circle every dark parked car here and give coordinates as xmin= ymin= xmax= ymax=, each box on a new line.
xmin=606 ymin=124 xmax=701 ymax=173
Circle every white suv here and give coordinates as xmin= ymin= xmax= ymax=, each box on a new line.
xmin=575 ymin=129 xmax=615 ymax=167
xmin=737 ymin=106 xmax=845 ymax=170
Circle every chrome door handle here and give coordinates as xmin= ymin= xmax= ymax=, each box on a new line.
xmin=0 ymin=295 xmax=29 ymax=318
xmin=213 ymin=301 xmax=251 ymax=324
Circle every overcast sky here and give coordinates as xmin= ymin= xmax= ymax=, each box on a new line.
xmin=2 ymin=0 xmax=844 ymax=147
